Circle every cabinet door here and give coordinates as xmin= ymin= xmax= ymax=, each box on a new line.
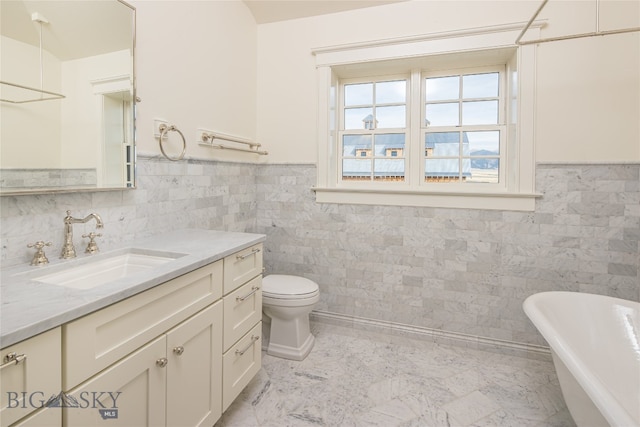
xmin=223 ymin=276 xmax=262 ymax=352
xmin=166 ymin=301 xmax=223 ymax=427
xmin=9 ymin=407 xmax=59 ymax=427
xmin=1 ymin=328 xmax=61 ymax=427
xmin=64 ymin=337 xmax=166 ymax=427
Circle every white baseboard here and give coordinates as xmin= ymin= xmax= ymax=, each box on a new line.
xmin=310 ymin=310 xmax=551 ymax=361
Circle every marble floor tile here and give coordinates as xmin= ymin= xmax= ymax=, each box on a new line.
xmin=442 ymin=391 xmax=501 ymax=426
xmin=215 ymin=322 xmax=576 ymax=427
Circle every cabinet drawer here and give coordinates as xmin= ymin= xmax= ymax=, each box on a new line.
xmin=63 ymin=261 xmax=222 ymax=390
xmin=223 ymin=244 xmax=263 ymax=295
xmin=223 ymin=276 xmax=262 ymax=352
xmin=1 ymin=328 xmax=61 ymax=427
xmin=222 ymin=322 xmax=261 ymax=412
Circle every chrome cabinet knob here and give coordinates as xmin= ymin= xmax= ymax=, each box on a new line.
xmin=173 ymin=346 xmax=184 ymax=356
xmin=156 ymin=358 xmax=168 ymax=368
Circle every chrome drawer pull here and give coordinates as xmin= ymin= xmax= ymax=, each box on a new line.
xmin=0 ymin=352 xmax=26 ymax=370
xmin=156 ymin=358 xmax=168 ymax=368
xmin=235 ymin=335 xmax=259 ymax=356
xmin=173 ymin=346 xmax=185 ymax=356
xmin=236 ymin=248 xmax=261 ymax=261
xmin=236 ymin=286 xmax=260 ymax=302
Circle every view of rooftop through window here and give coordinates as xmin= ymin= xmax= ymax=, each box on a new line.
xmin=342 ymin=79 xmax=408 ymax=182
xmin=340 ymin=72 xmax=502 ymax=184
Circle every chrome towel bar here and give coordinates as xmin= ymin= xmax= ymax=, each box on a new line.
xmin=208 ymin=144 xmax=268 ymax=155
xmin=200 ymin=131 xmax=268 ymax=155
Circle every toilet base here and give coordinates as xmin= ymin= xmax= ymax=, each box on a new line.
xmin=267 ymin=333 xmax=315 ymax=361
xmin=261 ymin=310 xmax=316 ymax=361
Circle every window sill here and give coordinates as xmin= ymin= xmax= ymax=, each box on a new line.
xmin=312 ymin=187 xmax=541 ymax=211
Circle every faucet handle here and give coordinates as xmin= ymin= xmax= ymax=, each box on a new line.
xmin=82 ymin=232 xmax=103 ymax=254
xmin=27 ymin=241 xmax=52 ymax=266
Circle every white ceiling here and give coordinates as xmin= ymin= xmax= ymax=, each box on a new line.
xmin=243 ymin=0 xmax=407 ymax=24
xmin=0 ymin=1 xmax=134 ymax=61
xmin=1 ymin=1 xmax=404 ymax=61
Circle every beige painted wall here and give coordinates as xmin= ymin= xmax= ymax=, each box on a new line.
xmin=256 ymin=0 xmax=640 ymax=164
xmin=130 ymin=0 xmax=257 ymax=162
xmin=1 ymin=36 xmax=62 ymax=168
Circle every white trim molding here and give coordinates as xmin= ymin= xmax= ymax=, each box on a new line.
xmin=312 ymin=21 xmax=547 ymax=66
xmin=313 ymin=187 xmax=541 ymax=211
xmin=311 ymin=310 xmax=551 ymax=360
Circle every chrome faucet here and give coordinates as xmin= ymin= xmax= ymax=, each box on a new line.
xmin=61 ymin=210 xmax=104 ymax=259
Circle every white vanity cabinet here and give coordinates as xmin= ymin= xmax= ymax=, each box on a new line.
xmin=0 ymin=328 xmax=61 ymax=427
xmin=60 ymin=242 xmax=263 ymax=427
xmin=62 ymin=261 xmax=224 ymax=391
xmin=64 ymin=302 xmax=222 ymax=427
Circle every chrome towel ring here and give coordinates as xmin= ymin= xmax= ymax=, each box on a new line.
xmin=158 ymin=124 xmax=186 ymax=161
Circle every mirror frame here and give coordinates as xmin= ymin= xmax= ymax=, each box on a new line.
xmin=0 ymin=0 xmax=137 ymax=196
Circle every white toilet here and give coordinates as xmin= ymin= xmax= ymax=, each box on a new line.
xmin=261 ymin=274 xmax=319 ymax=361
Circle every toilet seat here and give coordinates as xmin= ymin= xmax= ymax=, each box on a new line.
xmin=262 ymin=274 xmax=319 ymax=300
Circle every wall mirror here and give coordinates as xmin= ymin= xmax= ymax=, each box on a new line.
xmin=0 ymin=0 xmax=136 ymax=195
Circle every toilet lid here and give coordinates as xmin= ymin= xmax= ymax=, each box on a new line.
xmin=262 ymin=274 xmax=319 ymax=298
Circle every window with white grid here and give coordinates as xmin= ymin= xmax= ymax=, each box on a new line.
xmin=314 ymin=23 xmax=540 ymax=210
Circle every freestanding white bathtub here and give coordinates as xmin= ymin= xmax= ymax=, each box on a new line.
xmin=523 ymin=292 xmax=640 ymax=427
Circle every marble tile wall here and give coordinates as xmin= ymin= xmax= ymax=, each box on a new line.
xmin=2 ymin=159 xmax=638 ymax=348
xmin=0 ymin=154 xmax=257 ymax=268
xmin=0 ymin=168 xmax=97 ymax=189
xmin=255 ymin=163 xmax=640 ymax=347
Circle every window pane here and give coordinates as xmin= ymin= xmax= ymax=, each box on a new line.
xmin=425 ymin=103 xmax=459 ymax=126
xmin=425 ymin=159 xmax=460 ymax=182
xmin=345 ymin=83 xmax=373 ymax=106
xmin=344 ymin=107 xmax=373 ymax=129
xmin=375 ymin=133 xmax=405 ymax=156
xmin=462 ymin=100 xmax=498 ymax=125
xmin=425 ymin=76 xmax=459 ymax=101
xmin=464 ymin=131 xmax=500 ymax=155
xmin=376 ymin=105 xmax=406 ymax=128
xmin=374 ymin=159 xmax=405 ymax=181
xmin=376 ymin=80 xmax=406 ymax=104
xmin=468 ymin=159 xmax=499 ymax=183
xmin=342 ymin=134 xmax=371 ymax=157
xmin=425 ymin=132 xmax=459 ymax=157
xmin=463 ymin=73 xmax=499 ymax=99
xmin=343 ymin=159 xmax=371 ymax=181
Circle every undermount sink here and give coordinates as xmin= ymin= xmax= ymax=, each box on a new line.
xmin=34 ymin=249 xmax=185 ymax=290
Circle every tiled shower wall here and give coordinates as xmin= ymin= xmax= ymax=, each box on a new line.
xmin=255 ymin=163 xmax=640 ymax=347
xmin=1 ymin=159 xmax=638 ymax=347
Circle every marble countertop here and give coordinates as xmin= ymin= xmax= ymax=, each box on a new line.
xmin=0 ymin=229 xmax=265 ymax=348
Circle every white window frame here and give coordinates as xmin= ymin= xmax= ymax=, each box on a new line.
xmin=339 ymin=74 xmax=410 ymax=188
xmin=421 ymin=65 xmax=506 ymax=191
xmin=313 ymin=22 xmax=544 ymax=211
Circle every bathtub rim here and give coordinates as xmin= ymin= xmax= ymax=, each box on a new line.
xmin=523 ymin=291 xmax=639 ymax=427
